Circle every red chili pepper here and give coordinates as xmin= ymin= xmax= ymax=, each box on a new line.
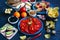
xmin=31 ymin=33 xmax=41 ymax=40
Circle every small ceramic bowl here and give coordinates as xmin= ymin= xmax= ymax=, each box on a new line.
xmin=29 ymin=10 xmax=37 ymax=17
xmin=8 ymin=16 xmax=19 ymax=24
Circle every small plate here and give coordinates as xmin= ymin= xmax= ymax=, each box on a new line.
xmin=32 ymin=3 xmax=55 ymax=15
xmin=0 ymin=23 xmax=18 ymax=40
xmin=5 ymin=2 xmax=20 ymax=11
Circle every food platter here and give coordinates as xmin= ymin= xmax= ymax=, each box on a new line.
xmin=0 ymin=0 xmax=59 ymax=40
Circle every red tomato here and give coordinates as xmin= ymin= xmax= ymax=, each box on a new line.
xmin=25 ymin=19 xmax=29 ymax=23
xmin=20 ymin=23 xmax=29 ymax=33
xmin=29 ymin=25 xmax=34 ymax=31
xmin=20 ymin=26 xmax=25 ymax=30
xmin=20 ymin=24 xmax=25 ymax=32
xmin=20 ymin=7 xmax=26 ymax=12
xmin=24 ymin=26 xmax=29 ymax=33
xmin=32 ymin=18 xmax=41 ymax=24
xmin=34 ymin=25 xmax=40 ymax=31
xmin=20 ymin=22 xmax=26 ymax=30
xmin=32 ymin=18 xmax=37 ymax=22
xmin=21 ymin=29 xmax=25 ymax=32
xmin=29 ymin=31 xmax=35 ymax=34
xmin=21 ymin=20 xmax=26 ymax=23
xmin=29 ymin=24 xmax=36 ymax=34
xmin=20 ymin=22 xmax=26 ymax=27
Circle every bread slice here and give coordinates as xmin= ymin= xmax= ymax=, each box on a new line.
xmin=0 ymin=27 xmax=7 ymax=33
xmin=6 ymin=31 xmax=13 ymax=37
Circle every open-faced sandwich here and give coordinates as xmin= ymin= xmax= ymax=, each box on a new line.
xmin=0 ymin=27 xmax=7 ymax=33
xmin=7 ymin=25 xmax=13 ymax=31
xmin=6 ymin=31 xmax=13 ymax=37
xmin=0 ymin=23 xmax=18 ymax=40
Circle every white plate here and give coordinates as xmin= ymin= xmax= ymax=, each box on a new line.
xmin=0 ymin=23 xmax=18 ymax=40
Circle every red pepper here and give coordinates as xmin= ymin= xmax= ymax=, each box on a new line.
xmin=31 ymin=33 xmax=41 ymax=40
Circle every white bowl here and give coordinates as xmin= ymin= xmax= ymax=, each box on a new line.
xmin=8 ymin=16 xmax=19 ymax=24
xmin=29 ymin=10 xmax=37 ymax=17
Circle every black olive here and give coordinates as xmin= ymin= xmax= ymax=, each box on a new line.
xmin=9 ymin=16 xmax=17 ymax=22
xmin=13 ymin=30 xmax=15 ymax=32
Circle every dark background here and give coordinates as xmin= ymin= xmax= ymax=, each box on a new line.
xmin=0 ymin=0 xmax=60 ymax=40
